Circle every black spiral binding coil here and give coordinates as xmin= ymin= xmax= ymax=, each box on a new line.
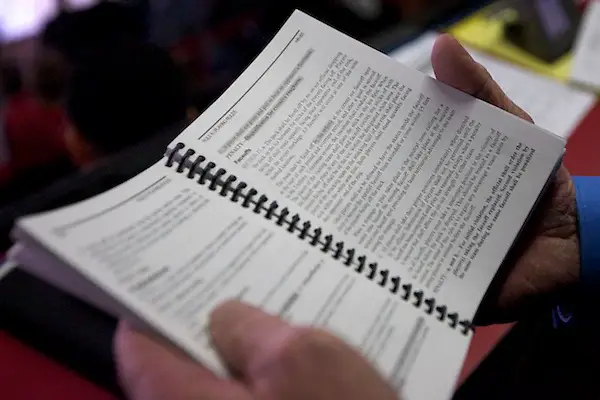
xmin=166 ymin=143 xmax=474 ymax=335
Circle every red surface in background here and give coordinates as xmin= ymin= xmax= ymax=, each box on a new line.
xmin=564 ymin=102 xmax=600 ymax=176
xmin=0 ymin=102 xmax=599 ymax=399
xmin=0 ymin=331 xmax=116 ymax=400
xmin=457 ymin=323 xmax=514 ymax=384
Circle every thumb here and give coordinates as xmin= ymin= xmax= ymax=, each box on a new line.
xmin=209 ymin=301 xmax=399 ymax=400
xmin=431 ymin=34 xmax=533 ymax=123
xmin=209 ymin=300 xmax=297 ymax=377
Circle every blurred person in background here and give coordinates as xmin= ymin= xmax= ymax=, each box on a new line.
xmin=0 ymin=59 xmax=70 ymax=176
xmin=0 ymin=7 xmax=190 ymax=233
xmin=0 ymin=58 xmax=73 ymax=206
xmin=42 ymin=1 xmax=147 ymax=68
xmin=64 ymin=41 xmax=189 ymax=168
xmin=0 ymin=41 xmax=190 ymax=246
xmin=35 ymin=48 xmax=69 ymax=105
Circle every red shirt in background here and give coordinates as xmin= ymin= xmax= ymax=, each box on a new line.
xmin=3 ymin=92 xmax=69 ymax=174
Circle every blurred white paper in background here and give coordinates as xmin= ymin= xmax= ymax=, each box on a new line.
xmin=390 ymin=32 xmax=596 ymax=139
xmin=571 ymin=2 xmax=600 ymax=91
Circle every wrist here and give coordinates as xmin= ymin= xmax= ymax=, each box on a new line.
xmin=573 ymin=176 xmax=600 ymax=297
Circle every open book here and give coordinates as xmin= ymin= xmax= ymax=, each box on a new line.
xmin=9 ymin=11 xmax=565 ymax=400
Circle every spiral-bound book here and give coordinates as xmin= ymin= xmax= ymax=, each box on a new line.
xmin=9 ymin=11 xmax=564 ymax=400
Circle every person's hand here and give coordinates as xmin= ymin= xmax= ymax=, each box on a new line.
xmin=431 ymin=34 xmax=580 ymax=323
xmin=114 ymin=301 xmax=397 ymax=400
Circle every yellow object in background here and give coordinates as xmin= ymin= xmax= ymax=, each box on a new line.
xmin=448 ymin=7 xmax=572 ymax=81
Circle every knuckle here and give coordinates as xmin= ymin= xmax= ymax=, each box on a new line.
xmin=475 ymin=62 xmax=492 ymax=78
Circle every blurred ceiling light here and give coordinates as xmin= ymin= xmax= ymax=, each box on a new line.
xmin=0 ymin=0 xmax=99 ymax=43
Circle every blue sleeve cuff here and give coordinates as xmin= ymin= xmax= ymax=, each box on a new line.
xmin=573 ymin=176 xmax=600 ymax=294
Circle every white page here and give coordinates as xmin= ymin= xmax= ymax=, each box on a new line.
xmin=14 ymin=162 xmax=470 ymax=400
xmin=571 ymin=2 xmax=600 ymax=90
xmin=169 ymin=11 xmax=565 ymax=318
xmin=389 ymin=32 xmax=595 ymax=139
xmin=11 ymin=242 xmax=148 ymax=321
